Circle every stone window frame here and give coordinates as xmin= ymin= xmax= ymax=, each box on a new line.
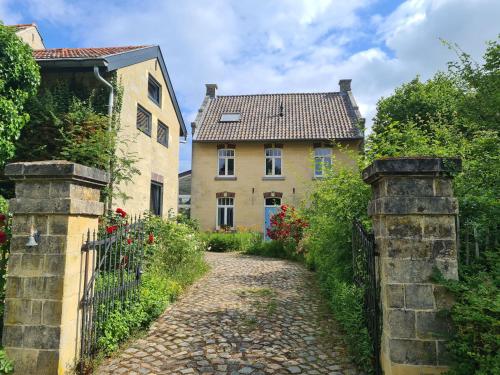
xmin=264 ymin=144 xmax=283 ymax=176
xmin=216 ymin=193 xmax=235 ymax=229
xmin=314 ymin=146 xmax=332 ymax=177
xmin=217 ymin=146 xmax=235 ymax=177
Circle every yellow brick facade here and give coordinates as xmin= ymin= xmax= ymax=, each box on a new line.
xmin=39 ymin=58 xmax=182 ymax=218
xmin=114 ymin=59 xmax=181 ymax=217
xmin=191 ymin=140 xmax=360 ymax=232
xmin=15 ymin=25 xmax=45 ymax=49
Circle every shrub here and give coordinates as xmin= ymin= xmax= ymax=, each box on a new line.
xmin=203 ymin=231 xmax=259 ymax=252
xmin=94 ymin=212 xmax=208 ymax=357
xmin=301 ymin=162 xmax=373 ymax=372
xmin=436 ymin=251 xmax=500 ymax=375
xmin=267 ymin=204 xmax=308 ymax=244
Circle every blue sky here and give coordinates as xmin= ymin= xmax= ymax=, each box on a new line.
xmin=1 ymin=0 xmax=499 ymax=172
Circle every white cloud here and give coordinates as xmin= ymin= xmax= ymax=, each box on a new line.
xmin=2 ymin=0 xmax=499 ymax=171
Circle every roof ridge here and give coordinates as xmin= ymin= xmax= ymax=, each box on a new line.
xmin=215 ymin=91 xmax=343 ymax=98
xmin=39 ymin=45 xmax=153 ymax=51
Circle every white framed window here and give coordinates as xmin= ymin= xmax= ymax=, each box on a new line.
xmin=265 ymin=148 xmax=282 ymax=176
xmin=217 ymin=197 xmax=234 ymax=228
xmin=314 ymin=148 xmax=332 ymax=177
xmin=218 ymin=149 xmax=235 ymax=176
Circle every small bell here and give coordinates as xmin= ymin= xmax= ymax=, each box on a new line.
xmin=26 ymin=230 xmax=40 ymax=247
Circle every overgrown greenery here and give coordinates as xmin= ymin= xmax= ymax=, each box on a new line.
xmin=0 ymin=204 xmax=13 ymax=374
xmin=301 ymin=161 xmax=373 ymax=372
xmin=365 ymin=37 xmax=500 ymax=374
xmin=92 ymin=212 xmax=208 ymax=360
xmin=202 ymin=231 xmax=259 ymax=252
xmin=0 ymin=23 xmax=40 ymax=169
xmin=5 ymin=79 xmax=140 ymax=207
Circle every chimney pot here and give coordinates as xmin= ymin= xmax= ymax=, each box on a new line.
xmin=339 ymin=79 xmax=352 ymax=92
xmin=205 ymin=83 xmax=218 ymax=98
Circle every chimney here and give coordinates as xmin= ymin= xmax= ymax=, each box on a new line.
xmin=205 ymin=83 xmax=218 ymax=98
xmin=339 ymin=79 xmax=352 ymax=92
xmin=191 ymin=122 xmax=196 ymax=136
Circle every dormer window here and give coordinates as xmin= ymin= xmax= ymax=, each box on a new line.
xmin=220 ymin=113 xmax=241 ymax=122
xmin=148 ymin=74 xmax=161 ymax=106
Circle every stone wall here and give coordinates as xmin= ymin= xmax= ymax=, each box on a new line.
xmin=363 ymin=158 xmax=461 ymax=375
xmin=2 ymin=161 xmax=108 ymax=374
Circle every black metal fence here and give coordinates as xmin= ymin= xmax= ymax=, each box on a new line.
xmin=352 ymin=220 xmax=381 ymax=375
xmin=80 ymin=216 xmax=145 ymax=372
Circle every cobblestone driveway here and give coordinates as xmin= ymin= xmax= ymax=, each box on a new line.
xmin=97 ymin=252 xmax=359 ymax=375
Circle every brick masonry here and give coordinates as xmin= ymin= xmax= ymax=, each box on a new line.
xmin=3 ymin=161 xmax=108 ymax=375
xmin=363 ymin=158 xmax=461 ymax=375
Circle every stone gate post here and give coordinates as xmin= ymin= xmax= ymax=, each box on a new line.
xmin=2 ymin=161 xmax=108 ymax=374
xmin=362 ymin=157 xmax=461 ymax=375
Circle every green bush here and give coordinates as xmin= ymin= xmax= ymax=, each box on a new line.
xmin=95 ymin=214 xmax=208 ymax=357
xmin=203 ymin=231 xmax=259 ymax=252
xmin=245 ymin=237 xmax=300 ymax=260
xmin=436 ymin=252 xmax=500 ymax=375
xmin=0 ymin=349 xmax=13 ymax=374
xmin=300 ymin=161 xmax=373 ymax=372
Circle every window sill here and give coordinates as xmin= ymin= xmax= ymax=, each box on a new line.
xmin=214 ymin=176 xmax=237 ymax=181
xmin=262 ymin=176 xmax=285 ymax=181
xmin=312 ymin=176 xmax=325 ymax=180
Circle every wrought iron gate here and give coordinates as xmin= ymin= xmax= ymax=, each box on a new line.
xmin=80 ymin=217 xmax=145 ymax=372
xmin=352 ymin=220 xmax=381 ymax=375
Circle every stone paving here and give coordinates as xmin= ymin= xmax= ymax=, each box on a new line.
xmin=97 ymin=252 xmax=359 ymax=375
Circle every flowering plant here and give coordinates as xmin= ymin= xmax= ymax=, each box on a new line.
xmin=267 ymin=204 xmax=308 ymax=244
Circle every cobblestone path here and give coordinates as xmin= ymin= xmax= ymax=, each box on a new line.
xmin=97 ymin=252 xmax=359 ymax=375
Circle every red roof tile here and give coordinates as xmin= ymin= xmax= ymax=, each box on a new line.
xmin=33 ymin=46 xmax=151 ymax=60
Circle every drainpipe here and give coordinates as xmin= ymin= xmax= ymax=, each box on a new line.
xmin=93 ymin=66 xmax=114 ymax=211
xmin=93 ymin=66 xmax=114 ymax=123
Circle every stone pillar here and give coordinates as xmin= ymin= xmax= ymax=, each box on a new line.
xmin=2 ymin=161 xmax=108 ymax=374
xmin=362 ymin=158 xmax=461 ymax=375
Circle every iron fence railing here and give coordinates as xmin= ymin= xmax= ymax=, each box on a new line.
xmin=352 ymin=219 xmax=381 ymax=375
xmin=80 ymin=216 xmax=145 ymax=373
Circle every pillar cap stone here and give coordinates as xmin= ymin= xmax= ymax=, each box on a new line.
xmin=4 ymin=160 xmax=109 ymax=188
xmin=362 ymin=157 xmax=461 ymax=184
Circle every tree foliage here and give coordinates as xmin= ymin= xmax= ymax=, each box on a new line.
xmin=365 ymin=36 xmax=500 ymax=374
xmin=0 ymin=23 xmax=40 ymax=167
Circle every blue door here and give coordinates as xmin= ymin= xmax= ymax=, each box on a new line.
xmin=264 ymin=206 xmax=280 ymax=240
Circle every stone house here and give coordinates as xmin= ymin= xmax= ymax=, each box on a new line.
xmin=10 ymin=24 xmax=187 ymax=217
xmin=190 ymin=81 xmax=364 ymax=233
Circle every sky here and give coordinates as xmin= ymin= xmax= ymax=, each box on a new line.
xmin=1 ymin=0 xmax=499 ymax=172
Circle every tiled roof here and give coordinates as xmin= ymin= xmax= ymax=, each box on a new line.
xmin=194 ymin=92 xmax=363 ymax=142
xmin=33 ymin=46 xmax=150 ymax=60
xmin=11 ymin=23 xmax=36 ymax=31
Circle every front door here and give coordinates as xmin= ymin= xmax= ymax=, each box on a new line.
xmin=264 ymin=198 xmax=281 ymax=240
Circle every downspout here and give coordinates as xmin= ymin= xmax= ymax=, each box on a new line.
xmin=93 ymin=66 xmax=114 ymax=123
xmin=93 ymin=66 xmax=114 ymax=211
